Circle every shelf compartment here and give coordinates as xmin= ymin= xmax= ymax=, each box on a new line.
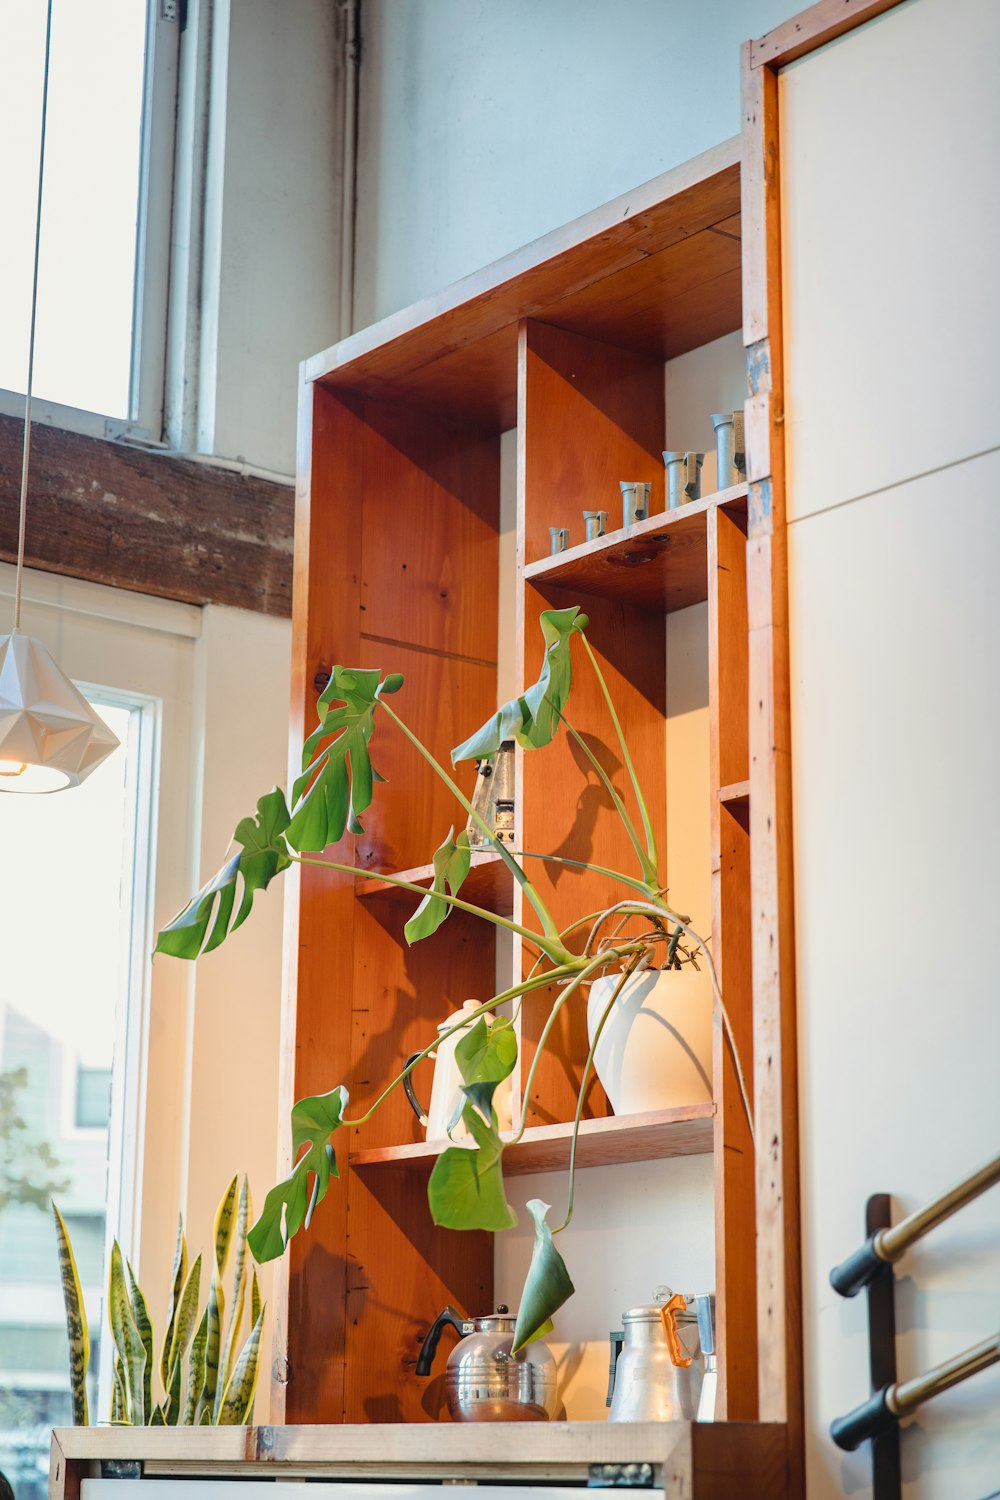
xmin=719 ymin=777 xmax=751 ymax=830
xmin=349 ymin=1102 xmax=715 ymax=1176
xmin=355 ymin=850 xmax=514 ymax=918
xmin=524 ymin=484 xmax=748 ymax=611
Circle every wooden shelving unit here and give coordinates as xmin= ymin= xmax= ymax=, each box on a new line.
xmin=356 ymin=851 xmax=513 ymax=917
xmin=278 ymin=133 xmax=762 ymax=1432
xmin=350 ymin=1103 xmax=716 ymax=1176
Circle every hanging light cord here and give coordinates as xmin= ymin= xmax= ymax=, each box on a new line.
xmin=13 ymin=0 xmax=54 ymax=633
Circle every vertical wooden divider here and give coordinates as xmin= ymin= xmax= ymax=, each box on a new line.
xmin=708 ymin=504 xmax=757 ymax=1419
xmin=515 ymin=318 xmax=667 ymax=1126
xmin=275 ymin=379 xmax=501 ymax=1423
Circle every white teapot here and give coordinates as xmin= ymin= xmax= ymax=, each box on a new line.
xmin=404 ymin=999 xmax=513 ymax=1141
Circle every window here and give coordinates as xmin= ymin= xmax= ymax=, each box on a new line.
xmin=0 ymin=1 xmax=178 ymax=432
xmin=0 ymin=693 xmax=155 ymax=1500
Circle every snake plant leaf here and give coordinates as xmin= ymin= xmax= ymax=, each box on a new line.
xmin=150 ymin=1404 xmax=166 ymax=1427
xmin=428 ymin=1095 xmax=517 ymax=1232
xmin=126 ymin=1259 xmax=154 ymax=1424
xmin=213 ymin=1175 xmax=239 ymax=1279
xmin=511 ymin=1200 xmax=575 ymax=1354
xmin=164 ymin=1350 xmax=181 ymax=1427
xmin=184 ymin=1308 xmax=209 ymax=1424
xmin=248 ymin=1087 xmax=348 ymax=1263
xmin=250 ymin=1268 xmax=262 ymax=1329
xmin=198 ymin=1271 xmax=224 ymax=1421
xmin=167 ymin=1251 xmax=203 ymax=1389
xmin=155 ymin=788 xmax=292 ymax=959
xmin=52 ymin=1201 xmax=89 ymax=1425
xmin=404 ymin=828 xmax=471 ymax=944
xmin=216 ymin=1177 xmax=250 ymax=1415
xmin=287 ymin=666 xmax=404 ymax=852
xmin=217 ymin=1307 xmax=265 ymax=1425
xmin=452 ymin=607 xmax=588 ymax=763
xmin=455 ymin=1015 xmax=517 ymax=1085
xmin=112 ymin=1357 xmax=126 ymax=1424
xmin=160 ymin=1216 xmax=187 ymax=1388
xmin=108 ymin=1242 xmax=146 ymax=1423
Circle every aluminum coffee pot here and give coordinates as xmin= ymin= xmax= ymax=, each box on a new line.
xmin=606 ymin=1285 xmax=702 ymax=1422
xmin=416 ymin=1304 xmax=559 ymax=1422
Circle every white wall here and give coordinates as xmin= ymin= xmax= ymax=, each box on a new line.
xmin=781 ymin=1 xmax=1000 ymax=1494
xmin=353 ymin=0 xmax=791 ymax=326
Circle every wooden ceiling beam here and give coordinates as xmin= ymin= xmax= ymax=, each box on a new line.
xmin=0 ymin=414 xmax=294 ymax=618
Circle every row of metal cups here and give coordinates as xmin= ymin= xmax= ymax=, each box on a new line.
xmin=548 ymin=410 xmax=746 ymax=554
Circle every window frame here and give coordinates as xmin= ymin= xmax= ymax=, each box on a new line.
xmin=0 ymin=0 xmax=180 ymax=441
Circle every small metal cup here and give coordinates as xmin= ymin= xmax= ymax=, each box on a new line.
xmin=711 ymin=413 xmax=738 ymax=490
xmin=663 ymin=451 xmax=704 ymax=509
xmin=583 ymin=509 xmax=608 ymax=541
xmin=549 ymin=526 xmax=569 ymax=555
xmin=620 ymin=482 xmax=650 ymax=527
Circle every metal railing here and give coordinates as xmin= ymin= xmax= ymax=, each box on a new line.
xmin=829 ymin=1153 xmax=1000 ymax=1500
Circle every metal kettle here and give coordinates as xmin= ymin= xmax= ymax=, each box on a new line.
xmin=416 ymin=1304 xmax=559 ymax=1422
xmin=606 ymin=1285 xmax=702 ymax=1422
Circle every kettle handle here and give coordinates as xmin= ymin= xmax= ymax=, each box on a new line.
xmin=403 ymin=1052 xmax=429 ymax=1126
xmin=660 ymin=1294 xmax=694 ymax=1369
xmin=415 ymin=1305 xmax=471 ymax=1377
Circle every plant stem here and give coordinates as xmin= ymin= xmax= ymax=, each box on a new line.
xmin=579 ymin=632 xmax=660 ymax=878
xmin=378 ymin=699 xmax=567 ymax=952
xmin=554 ymin=955 xmax=643 ymax=1234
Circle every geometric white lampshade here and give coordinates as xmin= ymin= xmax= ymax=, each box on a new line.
xmin=0 ymin=632 xmax=120 ymax=793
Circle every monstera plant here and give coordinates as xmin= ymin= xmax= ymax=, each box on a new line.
xmin=156 ymin=607 xmax=752 ymax=1351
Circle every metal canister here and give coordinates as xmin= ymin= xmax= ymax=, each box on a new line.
xmin=607 ymin=1290 xmax=702 ymax=1422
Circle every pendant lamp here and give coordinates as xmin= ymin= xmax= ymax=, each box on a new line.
xmin=0 ymin=0 xmax=120 ymax=793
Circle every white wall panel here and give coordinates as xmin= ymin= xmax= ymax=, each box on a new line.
xmin=780 ymin=0 xmax=1000 ymax=523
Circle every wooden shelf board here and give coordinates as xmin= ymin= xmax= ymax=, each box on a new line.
xmin=525 ymin=484 xmax=748 ymax=611
xmin=719 ymin=778 xmax=751 ymax=830
xmin=304 ymin=139 xmax=742 ymax=428
xmin=350 ymin=1103 xmax=715 ymax=1177
xmin=355 ymin=850 xmax=513 ymax=918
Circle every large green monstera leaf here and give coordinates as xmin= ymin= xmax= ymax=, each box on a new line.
xmin=247 ymin=1087 xmax=349 ymax=1263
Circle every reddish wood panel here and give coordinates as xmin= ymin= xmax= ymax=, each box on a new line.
xmin=519 ymin=319 xmax=668 ymax=569
xmin=524 ymin=486 xmax=748 ymax=613
xmin=708 ymin=505 xmax=757 ymax=1421
xmin=277 ymin=386 xmax=500 ymax=1423
xmin=0 ymin=412 xmax=293 ymax=615
xmin=357 ymin=399 xmax=499 ymax=660
xmin=350 ymin=1103 xmax=716 ymax=1176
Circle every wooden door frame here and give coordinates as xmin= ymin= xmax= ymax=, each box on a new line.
xmin=741 ymin=0 xmax=909 ymax=1491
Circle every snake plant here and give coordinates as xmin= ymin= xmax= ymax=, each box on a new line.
xmin=54 ymin=1175 xmax=265 ymax=1425
xmin=157 ymin=607 xmax=752 ymax=1351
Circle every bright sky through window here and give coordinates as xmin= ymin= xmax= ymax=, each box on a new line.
xmin=0 ymin=0 xmax=147 ymax=418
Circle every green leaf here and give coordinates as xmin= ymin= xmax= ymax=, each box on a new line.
xmin=155 ymin=788 xmax=292 ymax=959
xmin=52 ymin=1202 xmax=89 ymax=1426
xmin=150 ymin=1404 xmax=166 ymax=1427
xmin=217 ymin=1307 xmax=265 ymax=1425
xmin=166 ymin=1252 xmax=202 ymax=1399
xmin=198 ymin=1272 xmax=223 ymax=1421
xmin=108 ymin=1242 xmax=146 ymax=1423
xmin=213 ymin=1175 xmax=239 ymax=1280
xmin=455 ymin=1015 xmax=517 ymax=1086
xmin=216 ymin=1177 xmax=250 ymax=1416
xmin=287 ymin=666 xmax=403 ymax=851
xmin=126 ymin=1260 xmax=154 ymax=1424
xmin=428 ymin=1095 xmax=517 ymax=1232
xmin=512 ymin=1200 xmax=575 ymax=1353
xmin=160 ymin=1216 xmax=187 ymax=1388
xmin=248 ymin=1087 xmax=348 ymax=1263
xmin=184 ymin=1309 xmax=209 ymax=1424
xmin=404 ymin=828 xmax=471 ymax=944
xmin=452 ymin=607 xmax=588 ymax=763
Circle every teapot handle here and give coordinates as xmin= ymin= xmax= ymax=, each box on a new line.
xmin=415 ymin=1305 xmax=472 ymax=1377
xmin=403 ymin=1052 xmax=429 ymax=1126
xmin=660 ymin=1294 xmax=694 ymax=1369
